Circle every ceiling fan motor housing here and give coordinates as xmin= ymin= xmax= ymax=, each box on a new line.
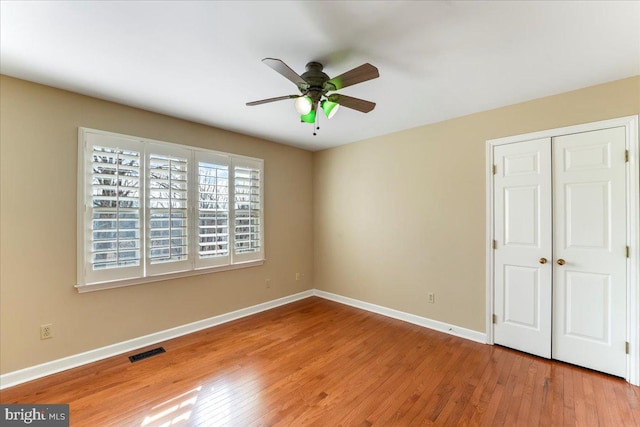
xmin=300 ymin=62 xmax=335 ymax=102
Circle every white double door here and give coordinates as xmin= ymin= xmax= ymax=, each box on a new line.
xmin=493 ymin=127 xmax=627 ymax=377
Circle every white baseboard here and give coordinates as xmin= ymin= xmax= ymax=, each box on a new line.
xmin=1 ymin=288 xmax=486 ymax=390
xmin=0 ymin=290 xmax=314 ymax=390
xmin=313 ymin=290 xmax=487 ymax=344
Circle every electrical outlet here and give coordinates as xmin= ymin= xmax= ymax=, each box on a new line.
xmin=295 ymin=272 xmax=301 ymax=281
xmin=427 ymin=293 xmax=435 ymax=304
xmin=265 ymin=279 xmax=271 ymax=289
xmin=40 ymin=324 xmax=53 ymax=340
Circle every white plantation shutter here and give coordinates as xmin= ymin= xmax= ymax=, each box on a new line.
xmin=147 ymin=145 xmax=191 ymax=275
xmin=196 ymin=152 xmax=230 ymax=268
xmin=78 ymin=128 xmax=264 ymax=290
xmin=232 ymin=158 xmax=263 ymax=263
xmin=82 ymin=133 xmax=143 ymax=284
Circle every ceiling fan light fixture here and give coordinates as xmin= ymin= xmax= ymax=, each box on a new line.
xmin=300 ymin=109 xmax=316 ymax=124
xmin=294 ymin=96 xmax=312 ymax=115
xmin=321 ymin=100 xmax=340 ymax=119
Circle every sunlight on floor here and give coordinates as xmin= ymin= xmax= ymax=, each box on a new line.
xmin=139 ymin=371 xmax=262 ymax=426
xmin=141 ymin=386 xmax=201 ymax=426
xmin=198 ymin=373 xmax=262 ymax=425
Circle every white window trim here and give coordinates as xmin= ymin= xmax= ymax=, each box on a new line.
xmin=76 ymin=127 xmax=264 ymax=293
xmin=75 ymin=260 xmax=264 ymax=293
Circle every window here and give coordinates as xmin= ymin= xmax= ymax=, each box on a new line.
xmin=77 ymin=128 xmax=264 ymax=291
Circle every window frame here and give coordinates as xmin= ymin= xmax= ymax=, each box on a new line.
xmin=76 ymin=128 xmax=264 ymax=293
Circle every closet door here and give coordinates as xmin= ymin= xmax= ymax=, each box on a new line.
xmin=552 ymin=127 xmax=627 ymax=377
xmin=493 ymin=138 xmax=552 ymax=358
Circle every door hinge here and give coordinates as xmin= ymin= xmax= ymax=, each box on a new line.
xmin=626 ymin=341 xmax=630 ymax=354
xmin=493 ymin=164 xmax=497 ymax=175
xmin=627 ymin=246 xmax=630 ymax=258
xmin=493 ymin=240 xmax=497 ymax=250
xmin=625 ymin=150 xmax=629 ymax=163
xmin=492 ymin=314 xmax=497 ymax=324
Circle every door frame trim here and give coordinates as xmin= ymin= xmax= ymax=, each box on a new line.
xmin=485 ymin=115 xmax=640 ymax=385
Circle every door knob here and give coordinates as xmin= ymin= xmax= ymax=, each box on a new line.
xmin=539 ymin=258 xmax=548 ymax=264
xmin=557 ymin=259 xmax=566 ymax=266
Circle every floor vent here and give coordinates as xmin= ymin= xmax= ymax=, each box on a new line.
xmin=129 ymin=347 xmax=166 ymax=363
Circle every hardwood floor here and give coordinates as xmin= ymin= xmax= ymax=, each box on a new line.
xmin=1 ymin=297 xmax=639 ymax=426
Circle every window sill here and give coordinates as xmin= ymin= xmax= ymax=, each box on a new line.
xmin=75 ymin=260 xmax=265 ymax=293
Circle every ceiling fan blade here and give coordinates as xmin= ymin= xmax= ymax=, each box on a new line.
xmin=327 ymin=94 xmax=376 ymax=113
xmin=328 ymin=63 xmax=379 ymax=91
xmin=246 ymin=95 xmax=299 ymax=106
xmin=262 ymin=58 xmax=308 ymax=89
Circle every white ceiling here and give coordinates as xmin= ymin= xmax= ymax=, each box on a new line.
xmin=1 ymin=1 xmax=639 ymax=151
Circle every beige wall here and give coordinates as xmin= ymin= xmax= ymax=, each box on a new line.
xmin=313 ymin=76 xmax=640 ymax=333
xmin=0 ymin=76 xmax=314 ymax=374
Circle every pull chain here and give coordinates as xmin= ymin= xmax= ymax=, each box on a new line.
xmin=313 ymin=107 xmax=320 ymax=136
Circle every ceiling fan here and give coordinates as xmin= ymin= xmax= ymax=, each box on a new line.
xmin=246 ymin=58 xmax=379 ymax=133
